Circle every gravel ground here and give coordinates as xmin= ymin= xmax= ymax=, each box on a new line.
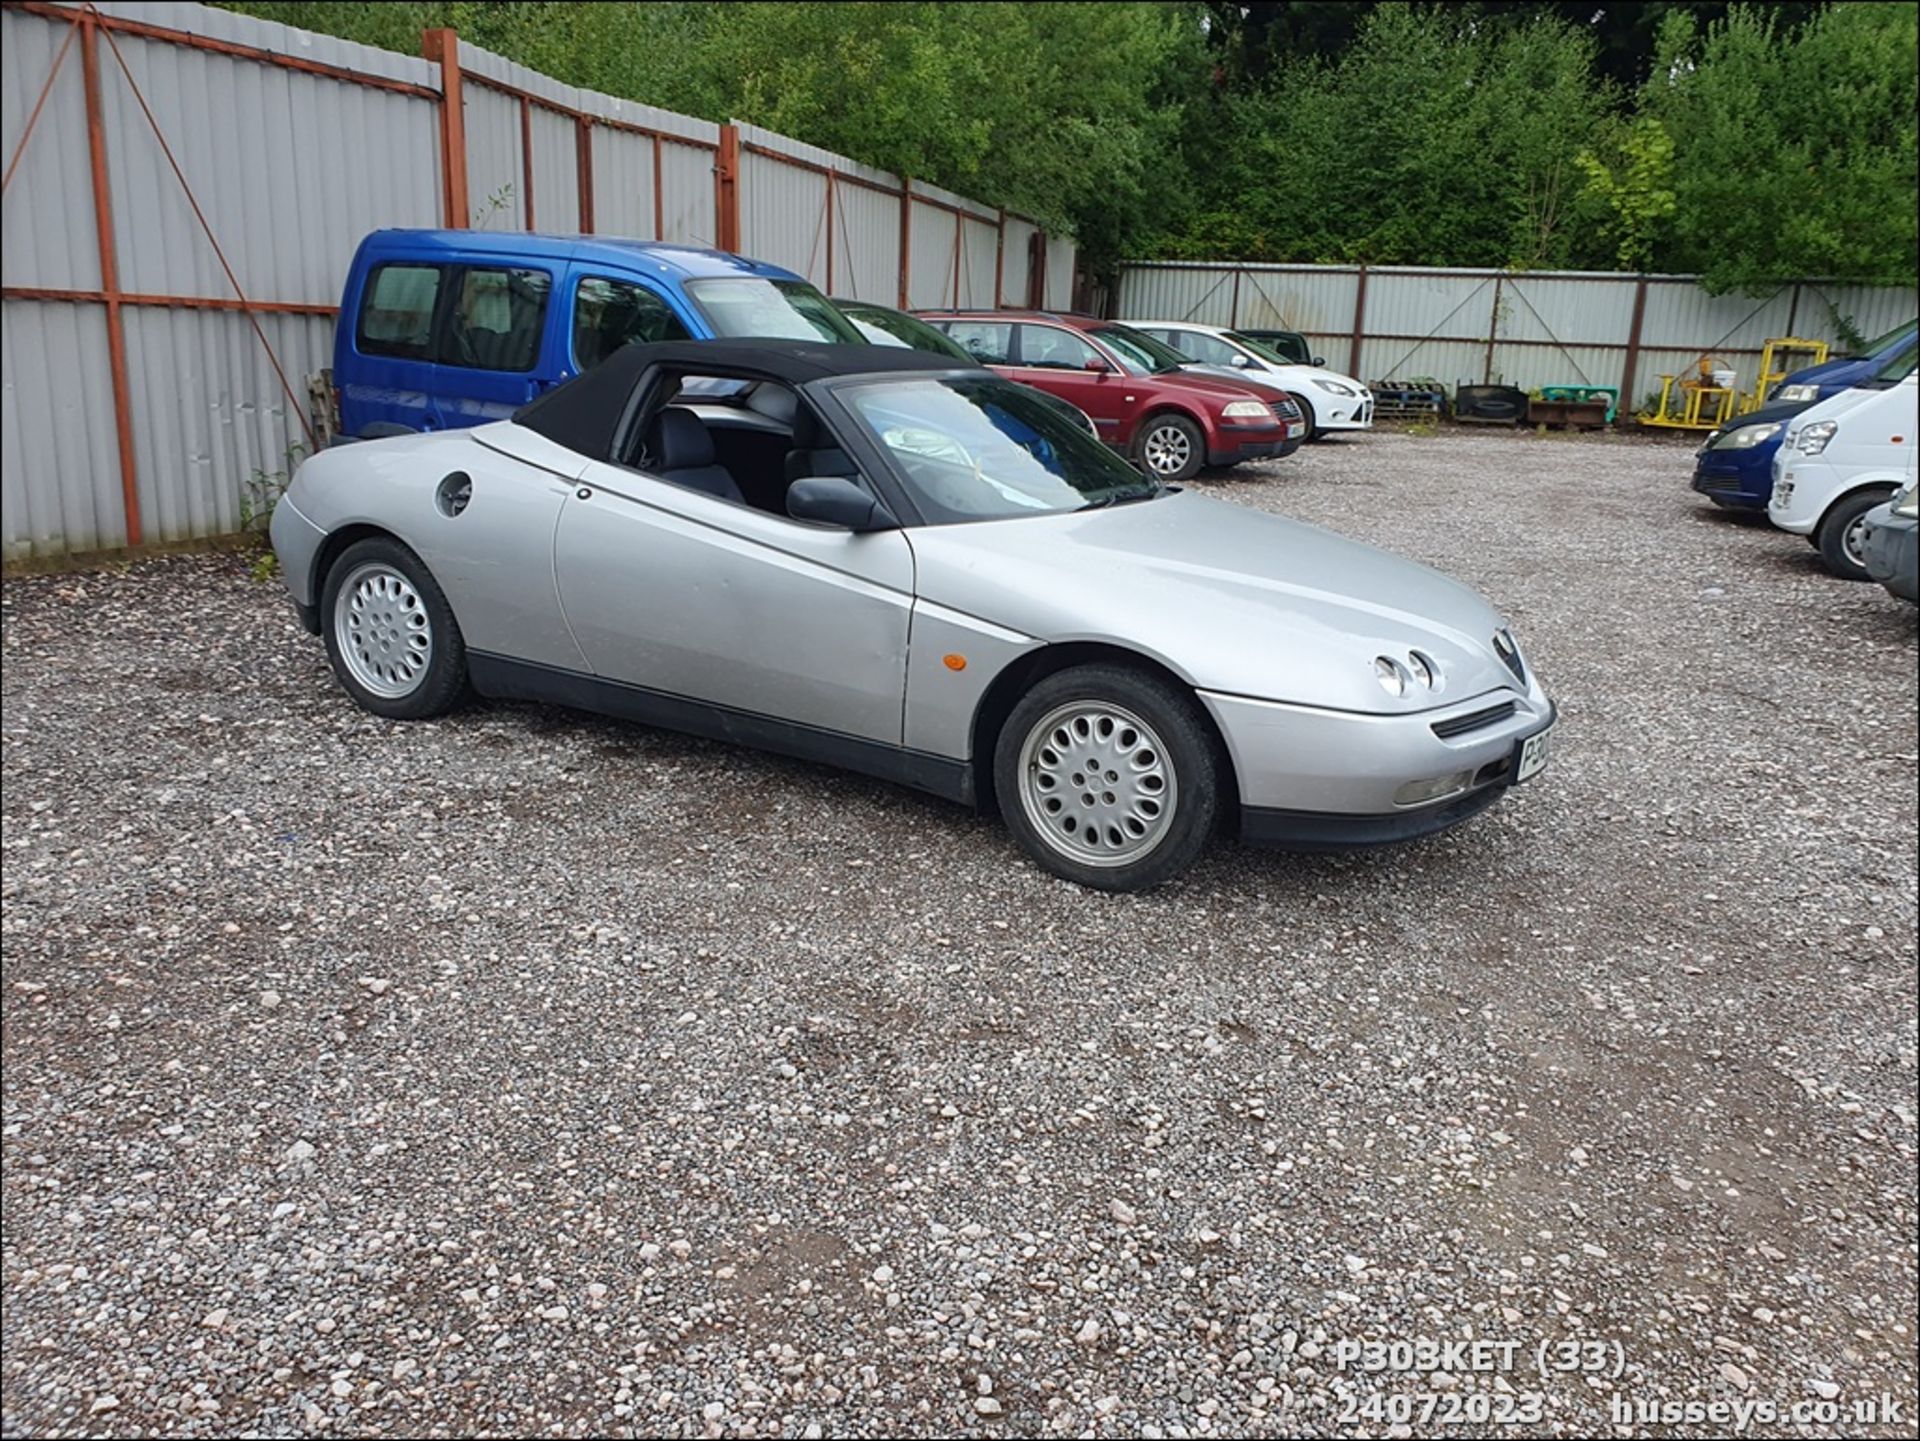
xmin=3 ymin=426 xmax=1915 ymax=1439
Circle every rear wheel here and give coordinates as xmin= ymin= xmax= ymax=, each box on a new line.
xmin=1814 ymin=488 xmax=1893 ymax=581
xmin=994 ymin=664 xmax=1220 ymax=891
xmin=1136 ymin=413 xmax=1205 ymax=483
xmin=321 ymin=537 xmax=469 ymax=718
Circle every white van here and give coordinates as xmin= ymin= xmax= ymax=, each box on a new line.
xmin=1770 ymin=367 xmax=1919 ymax=579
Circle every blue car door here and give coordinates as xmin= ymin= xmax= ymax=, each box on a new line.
xmin=430 ymin=256 xmax=562 ymax=429
xmin=341 ymin=259 xmax=448 ymax=434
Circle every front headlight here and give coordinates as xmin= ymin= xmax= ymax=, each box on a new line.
xmin=1798 ymin=420 xmax=1838 ymax=455
xmin=1712 ymin=421 xmax=1782 ymax=450
xmin=1312 ymin=379 xmax=1357 ymax=397
xmin=1221 ymin=399 xmax=1271 ymax=419
xmin=1373 ymin=656 xmax=1409 ymax=698
xmin=1894 ymin=484 xmax=1919 ymax=519
xmin=1774 ymin=383 xmax=1819 ymax=405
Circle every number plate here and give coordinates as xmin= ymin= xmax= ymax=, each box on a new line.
xmin=1286 ymin=422 xmax=1304 ymax=439
xmin=1514 ymin=724 xmax=1553 ymax=784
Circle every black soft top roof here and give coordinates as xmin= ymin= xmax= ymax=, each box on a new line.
xmin=515 ymin=340 xmax=966 ymax=459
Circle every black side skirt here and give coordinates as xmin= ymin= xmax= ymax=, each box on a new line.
xmin=466 ymin=652 xmax=974 ymax=807
xmin=1240 ymin=784 xmax=1508 ymax=850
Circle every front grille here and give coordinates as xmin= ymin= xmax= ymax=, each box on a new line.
xmin=1270 ymin=398 xmax=1302 ymax=423
xmin=1431 ymin=700 xmax=1517 ymax=739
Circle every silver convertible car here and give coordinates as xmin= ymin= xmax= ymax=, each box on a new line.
xmin=271 ymin=340 xmax=1554 ymax=891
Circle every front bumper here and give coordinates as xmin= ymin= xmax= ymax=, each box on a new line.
xmin=1691 ymin=449 xmax=1772 ymax=508
xmin=1206 ymin=423 xmax=1287 ymax=467
xmin=1315 ymin=393 xmax=1374 ymax=430
xmin=1862 ymin=507 xmax=1919 ymax=601
xmin=1199 ymin=685 xmax=1555 ymax=848
xmin=1767 ymin=452 xmax=1821 ymax=534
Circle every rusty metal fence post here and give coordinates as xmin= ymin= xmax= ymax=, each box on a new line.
xmin=422 ymin=28 xmax=467 ymax=228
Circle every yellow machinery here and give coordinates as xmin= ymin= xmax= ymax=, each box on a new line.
xmin=1749 ymin=336 xmax=1829 ymax=407
xmin=1640 ymin=337 xmax=1831 ymax=431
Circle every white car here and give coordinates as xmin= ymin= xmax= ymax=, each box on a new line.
xmin=1769 ymin=368 xmax=1918 ymax=580
xmin=1130 ymin=320 xmax=1373 ymax=436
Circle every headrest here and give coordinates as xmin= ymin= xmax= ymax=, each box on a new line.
xmin=653 ymin=408 xmax=714 ymax=470
xmin=745 ymin=383 xmax=798 ymax=426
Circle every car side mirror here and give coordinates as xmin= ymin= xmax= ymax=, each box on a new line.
xmin=1229 ymin=353 xmax=1251 ymax=367
xmin=1082 ymin=355 xmax=1113 ymax=374
xmin=786 ymin=476 xmax=898 ymax=532
xmin=1312 ymin=355 xmax=1326 ymax=367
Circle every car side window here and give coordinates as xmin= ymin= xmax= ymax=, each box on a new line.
xmin=1016 ymin=325 xmax=1099 ymax=370
xmin=356 ymin=263 xmax=443 ymax=361
xmin=573 ymin=276 xmax=691 ymax=372
xmin=440 ymin=266 xmax=552 ymax=373
xmin=944 ymin=321 xmax=1013 ymax=364
xmin=1175 ymin=331 xmax=1236 ymax=366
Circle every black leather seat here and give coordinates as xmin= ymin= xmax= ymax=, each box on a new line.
xmin=649 ymin=409 xmax=745 ymax=504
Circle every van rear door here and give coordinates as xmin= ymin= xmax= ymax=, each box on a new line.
xmin=340 ymin=257 xmax=448 ymax=435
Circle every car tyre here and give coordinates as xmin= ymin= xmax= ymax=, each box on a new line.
xmin=1814 ymin=488 xmax=1893 ymax=582
xmin=1136 ymin=412 xmax=1206 ymax=483
xmin=994 ymin=664 xmax=1220 ymax=892
xmin=321 ymin=537 xmax=469 ymax=718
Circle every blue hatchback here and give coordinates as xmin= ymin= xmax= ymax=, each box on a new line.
xmin=333 ymin=230 xmax=863 ymax=439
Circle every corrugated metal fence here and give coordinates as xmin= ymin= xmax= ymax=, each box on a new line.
xmin=1117 ymin=260 xmax=1916 ymax=403
xmin=0 ymin=0 xmax=1076 ymax=561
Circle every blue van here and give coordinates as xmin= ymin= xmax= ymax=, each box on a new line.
xmin=333 ymin=230 xmax=863 ymax=439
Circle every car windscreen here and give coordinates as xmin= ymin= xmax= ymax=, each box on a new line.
xmin=1239 ymin=330 xmax=1309 ymax=364
xmin=845 ymin=305 xmax=976 ymax=362
xmin=840 ymin=376 xmax=1156 ymax=523
xmin=1229 ymin=331 xmax=1298 ymax=367
xmin=683 ymin=278 xmax=864 ymax=344
xmin=1872 ymin=341 xmax=1918 ymax=384
xmin=1088 ymin=325 xmax=1185 ymax=376
xmin=1862 ymin=318 xmax=1918 ymax=355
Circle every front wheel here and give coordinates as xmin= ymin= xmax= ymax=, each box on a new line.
xmin=321 ymin=537 xmax=469 ymax=718
xmin=1814 ymin=489 xmax=1893 ymax=581
xmin=994 ymin=664 xmax=1220 ymax=891
xmin=1136 ymin=413 xmax=1206 ymax=483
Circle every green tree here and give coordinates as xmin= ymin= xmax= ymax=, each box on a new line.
xmin=1576 ymin=115 xmax=1679 ymax=271
xmin=1158 ymin=7 xmax=1617 ymax=269
xmin=1639 ymin=3 xmax=1919 ymax=290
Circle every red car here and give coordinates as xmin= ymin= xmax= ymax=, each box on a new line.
xmin=919 ymin=310 xmax=1299 ymax=483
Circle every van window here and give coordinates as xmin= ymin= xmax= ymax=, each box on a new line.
xmin=572 ymin=276 xmax=690 ymax=371
xmin=441 ymin=267 xmax=552 ymax=373
xmin=356 ymin=263 xmax=443 ymax=360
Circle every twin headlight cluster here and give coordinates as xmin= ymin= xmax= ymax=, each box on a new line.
xmin=1372 ymin=631 xmax=1525 ymax=699
xmin=1373 ymin=649 xmax=1443 ymax=697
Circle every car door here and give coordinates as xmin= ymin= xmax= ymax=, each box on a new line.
xmin=553 ymin=446 xmax=915 ymax=743
xmin=344 ymin=259 xmax=448 ymax=434
xmin=432 ymin=260 xmax=559 ymax=429
xmin=563 ymin=270 xmax=697 ymax=380
xmin=1005 ymin=324 xmax=1132 ymax=446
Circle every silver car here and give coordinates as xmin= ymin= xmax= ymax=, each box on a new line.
xmin=271 ymin=340 xmax=1554 ymax=891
